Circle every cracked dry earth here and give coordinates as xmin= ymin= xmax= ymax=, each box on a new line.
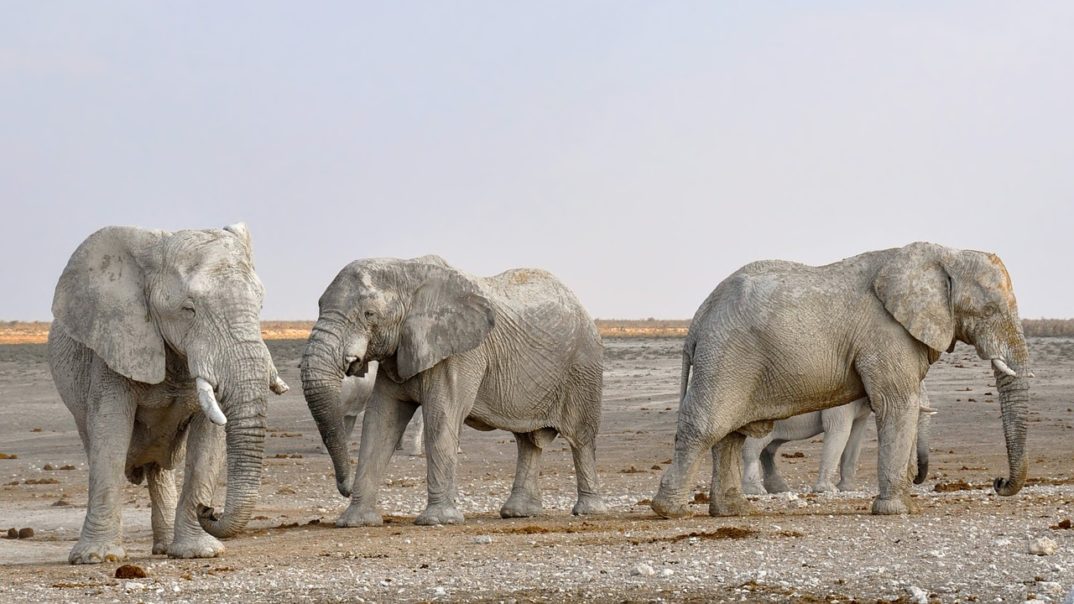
xmin=1 ymin=337 xmax=1073 ymax=603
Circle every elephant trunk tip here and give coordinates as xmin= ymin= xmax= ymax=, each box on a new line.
xmin=197 ymin=504 xmax=246 ymax=539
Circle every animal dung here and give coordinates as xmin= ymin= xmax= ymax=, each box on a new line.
xmin=0 ymin=453 xmax=17 ymax=459
xmin=5 ymin=528 xmax=16 ymax=539
xmin=115 ymin=564 xmax=148 ymax=579
xmin=17 ymin=528 xmax=33 ymax=539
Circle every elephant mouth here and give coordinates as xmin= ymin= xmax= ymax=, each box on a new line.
xmin=345 ymin=356 xmax=369 ymax=378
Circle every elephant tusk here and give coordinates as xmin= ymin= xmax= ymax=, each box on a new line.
xmin=195 ymin=377 xmax=228 ymax=426
xmin=270 ymin=374 xmax=290 ymax=395
xmin=991 ymin=358 xmax=1017 ymax=377
xmin=919 ymin=405 xmax=938 ymax=415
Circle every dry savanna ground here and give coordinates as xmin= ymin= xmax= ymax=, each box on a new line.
xmin=0 ymin=335 xmax=1073 ymax=602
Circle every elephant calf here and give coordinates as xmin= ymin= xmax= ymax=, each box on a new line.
xmin=741 ymin=391 xmax=934 ymax=495
xmin=49 ymin=224 xmax=287 ymax=564
xmin=301 ymin=255 xmax=606 ymax=526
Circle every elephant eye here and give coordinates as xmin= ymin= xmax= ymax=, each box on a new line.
xmin=363 ymin=310 xmax=377 ymax=322
xmin=181 ymin=301 xmax=196 ymax=316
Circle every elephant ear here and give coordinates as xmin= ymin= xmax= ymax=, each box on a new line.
xmin=873 ymin=242 xmax=956 ymax=354
xmin=396 ymin=265 xmax=495 ymax=381
xmin=223 ymin=222 xmax=253 ymax=256
xmin=52 ymin=226 xmax=167 ymax=384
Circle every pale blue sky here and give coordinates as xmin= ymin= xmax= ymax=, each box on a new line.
xmin=2 ymin=2 xmax=1072 ymax=320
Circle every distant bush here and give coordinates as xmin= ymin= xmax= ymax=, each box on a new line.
xmin=1022 ymin=319 xmax=1074 ymax=337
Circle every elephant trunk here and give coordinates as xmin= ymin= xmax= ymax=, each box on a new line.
xmin=993 ymin=369 xmax=1029 ymax=496
xmin=992 ymin=335 xmax=1030 ymax=497
xmin=198 ymin=370 xmax=267 ymax=538
xmin=301 ymin=326 xmax=352 ymax=497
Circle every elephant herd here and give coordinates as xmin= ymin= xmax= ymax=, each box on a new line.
xmin=46 ymin=224 xmax=1032 ymax=564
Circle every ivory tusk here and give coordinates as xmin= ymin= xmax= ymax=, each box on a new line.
xmin=195 ymin=377 xmax=228 ymax=426
xmin=270 ymin=374 xmax=290 ymax=395
xmin=919 ymin=405 xmax=938 ymax=415
xmin=991 ymin=358 xmax=1017 ymax=377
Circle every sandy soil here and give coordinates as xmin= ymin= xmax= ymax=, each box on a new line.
xmin=0 ymin=337 xmax=1072 ymax=602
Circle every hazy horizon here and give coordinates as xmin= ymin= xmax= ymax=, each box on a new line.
xmin=3 ymin=3 xmax=1072 ymax=321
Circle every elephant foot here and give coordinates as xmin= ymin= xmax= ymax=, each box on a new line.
xmin=763 ymin=476 xmax=790 ymax=494
xmin=709 ymin=494 xmax=753 ymax=517
xmin=741 ymin=481 xmax=767 ymax=495
xmin=812 ymin=480 xmax=837 ymax=493
xmin=871 ymin=496 xmax=913 ymax=515
xmin=571 ymin=494 xmax=608 ymax=516
xmin=415 ymin=502 xmax=464 ymax=526
xmin=500 ymin=492 xmax=542 ymax=518
xmin=167 ymin=534 xmax=225 ymax=559
xmin=336 ymin=505 xmax=384 ymax=527
xmin=69 ymin=540 xmax=127 ymax=565
xmin=650 ymin=493 xmax=691 ymax=519
xmin=836 ymin=480 xmax=857 ymax=492
xmin=152 ymin=540 xmax=170 ymax=556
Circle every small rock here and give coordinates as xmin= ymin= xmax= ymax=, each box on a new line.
xmin=17 ymin=528 xmax=33 ymax=539
xmin=632 ymin=563 xmax=655 ymax=577
xmin=115 ymin=564 xmax=148 ymax=579
xmin=906 ymin=585 xmax=928 ymax=604
xmin=660 ymin=568 xmax=674 ymax=577
xmin=125 ymin=581 xmax=146 ymax=591
xmin=1037 ymin=582 xmax=1063 ymax=595
xmin=1028 ymin=536 xmax=1058 ymax=556
xmin=472 ymin=535 xmax=493 ymax=544
xmin=433 ymin=586 xmax=447 ymax=597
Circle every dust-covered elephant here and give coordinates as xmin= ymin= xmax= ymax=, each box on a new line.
xmin=652 ymin=242 xmax=1031 ymax=518
xmin=741 ymin=389 xmax=935 ymax=495
xmin=48 ymin=224 xmax=287 ymax=563
xmin=301 ymin=256 xmax=606 ymax=526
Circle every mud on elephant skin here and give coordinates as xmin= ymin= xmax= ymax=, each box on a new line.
xmin=741 ymin=389 xmax=935 ymax=495
xmin=301 ymin=256 xmax=607 ymax=527
xmin=48 ymin=224 xmax=287 ymax=564
xmin=653 ymin=242 xmax=1032 ymax=519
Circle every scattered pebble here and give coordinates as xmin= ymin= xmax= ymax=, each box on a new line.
xmin=631 ymin=563 xmax=655 ymax=577
xmin=472 ymin=535 xmax=493 ymax=544
xmin=659 ymin=568 xmax=674 ymax=577
xmin=906 ymin=585 xmax=928 ymax=604
xmin=1028 ymin=537 xmax=1058 ymax=556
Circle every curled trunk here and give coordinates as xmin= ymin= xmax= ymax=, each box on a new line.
xmin=301 ymin=328 xmax=352 ymax=497
xmin=198 ymin=376 xmax=267 ymax=538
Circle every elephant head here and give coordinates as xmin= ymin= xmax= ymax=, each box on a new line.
xmin=300 ymin=256 xmax=495 ymax=496
xmin=874 ymin=242 xmax=1031 ymax=496
xmin=52 ymin=223 xmax=284 ymax=537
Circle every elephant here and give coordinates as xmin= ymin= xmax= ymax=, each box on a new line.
xmin=48 ymin=224 xmax=288 ymax=564
xmin=651 ymin=242 xmax=1031 ymax=518
xmin=300 ymin=255 xmax=607 ymax=526
xmin=340 ymin=361 xmax=424 ymax=457
xmin=741 ymin=389 xmax=935 ymax=495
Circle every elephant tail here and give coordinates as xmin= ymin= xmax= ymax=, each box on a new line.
xmin=680 ymin=337 xmax=694 ymax=403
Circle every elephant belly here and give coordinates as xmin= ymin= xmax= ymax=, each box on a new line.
xmin=127 ymin=393 xmax=198 ymax=471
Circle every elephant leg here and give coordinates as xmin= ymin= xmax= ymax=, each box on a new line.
xmin=740 ymin=435 xmax=770 ymax=495
xmin=815 ymin=415 xmax=853 ymax=493
xmin=338 ymin=394 xmax=419 ymax=527
xmin=414 ymin=387 xmax=477 ymax=526
xmin=69 ymin=377 xmax=136 ymax=564
xmin=837 ymin=414 xmax=870 ymax=491
xmin=870 ymin=389 xmax=921 ymax=515
xmin=500 ymin=430 xmax=549 ymax=518
xmin=568 ymin=436 xmax=607 ymax=515
xmin=168 ymin=416 xmax=226 ymax=558
xmin=709 ymin=432 xmax=752 ymax=516
xmin=759 ymin=439 xmax=790 ymax=493
xmin=146 ymin=464 xmax=177 ymax=555
xmin=398 ymin=407 xmax=425 ymax=457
